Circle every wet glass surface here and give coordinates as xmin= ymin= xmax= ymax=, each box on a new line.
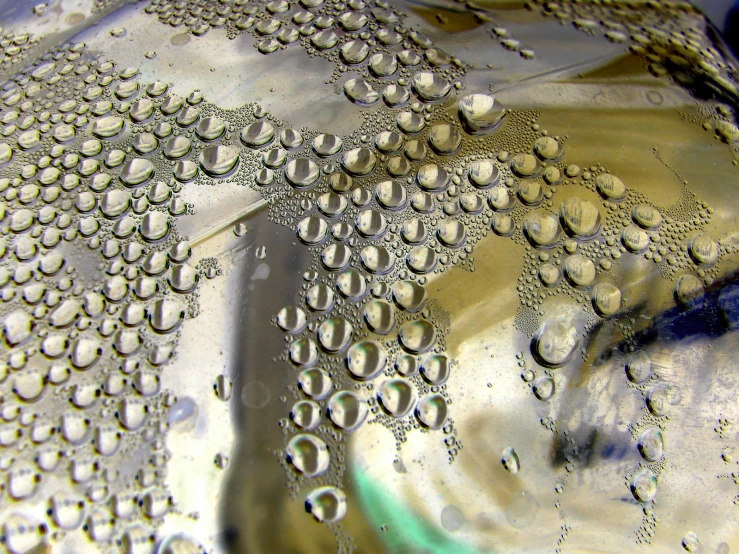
xmin=0 ymin=1 xmax=739 ymax=553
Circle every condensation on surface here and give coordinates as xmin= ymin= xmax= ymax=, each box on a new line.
xmin=0 ymin=0 xmax=738 ymax=553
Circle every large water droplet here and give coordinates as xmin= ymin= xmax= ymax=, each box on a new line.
xmin=363 ymin=300 xmax=395 ymax=334
xmin=298 ymin=368 xmax=333 ymax=399
xmin=421 ymin=354 xmax=450 ymax=385
xmin=560 ymin=197 xmax=601 ymax=238
xmin=532 ymin=318 xmax=579 ymax=367
xmin=458 ymin=94 xmax=505 ymax=134
xmin=305 ymin=486 xmax=347 ymax=523
xmin=638 ymin=427 xmax=664 ymax=462
xmin=199 ymin=145 xmax=240 ymax=177
xmin=290 ymin=400 xmax=321 ymax=430
xmin=411 ymin=71 xmax=451 ymax=101
xmin=631 ymin=469 xmax=657 ymax=502
xmin=341 ymin=147 xmax=376 ymax=176
xmin=417 ymin=163 xmax=449 ymax=192
xmin=328 ymin=390 xmax=367 ymax=430
xmin=285 ymin=158 xmax=320 ymax=189
xmin=318 ymin=317 xmax=353 ymax=352
xmin=286 ymin=434 xmax=329 ymax=477
xmin=416 ymin=393 xmax=447 ymax=429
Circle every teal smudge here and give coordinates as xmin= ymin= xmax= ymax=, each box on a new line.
xmin=350 ymin=465 xmax=491 ymax=554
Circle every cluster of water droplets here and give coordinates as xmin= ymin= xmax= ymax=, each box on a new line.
xmin=219 ymin=48 xmax=729 ymax=546
xmin=145 ymin=0 xmax=468 ymax=97
xmin=534 ymin=0 xmax=739 ymax=177
xmin=0 ymin=31 xmax=44 ymax=78
xmin=534 ymin=0 xmax=738 ymax=107
xmin=0 ymin=41 xmax=221 ymax=553
xmin=1 ymin=0 xmax=736 ymax=551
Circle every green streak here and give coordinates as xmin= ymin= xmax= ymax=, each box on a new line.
xmin=351 ymin=466 xmax=490 ymax=554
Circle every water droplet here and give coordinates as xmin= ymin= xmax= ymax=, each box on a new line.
xmin=517 ymin=180 xmax=543 ymax=206
xmin=638 ymin=427 xmax=664 ymax=462
xmin=199 ymin=145 xmax=240 ymax=177
xmin=625 ymin=350 xmax=652 ymax=383
xmin=395 ymin=354 xmax=419 ymax=377
xmin=417 ymin=163 xmax=450 ymax=192
xmin=277 ymin=306 xmax=307 ymax=333
xmin=364 ymin=300 xmax=395 ymax=334
xmin=291 ymin=400 xmax=321 ymax=430
xmin=328 ymin=390 xmax=368 ymax=430
xmin=298 ymin=368 xmax=333 ymax=399
xmin=533 ymin=136 xmax=561 ymax=160
xmin=510 ymin=153 xmax=540 ymax=178
xmin=346 ymin=340 xmax=386 ymax=379
xmin=533 ymin=376 xmax=555 ymax=400
xmin=337 ymin=270 xmax=366 ymax=300
xmin=523 ymin=210 xmax=561 ymax=247
xmin=355 ymin=209 xmax=387 ymax=238
xmin=532 ymin=318 xmax=579 ymax=367
xmin=392 ymin=281 xmax=427 ymax=312
xmin=279 ymin=128 xmax=303 ymax=149
xmin=360 ymin=245 xmax=395 ymax=274
xmin=688 ymin=235 xmax=718 ymax=265
xmin=305 ymin=486 xmax=347 ymax=523
xmin=4 ymin=310 xmax=34 ymax=345
xmin=91 ymin=115 xmax=124 ymax=138
xmin=383 ymin=84 xmax=410 ymax=107
xmin=375 ymin=180 xmax=407 ymax=211
xmin=341 ymin=147 xmax=376 ymax=176
xmin=407 ymin=246 xmax=437 ymax=274
xmin=437 ymin=219 xmax=466 ymax=248
xmin=321 ymin=243 xmax=352 ymax=271
xmin=157 ymin=535 xmax=203 ymax=554
xmin=428 ymin=123 xmax=461 ymax=155
xmin=595 ymin=173 xmax=626 ymax=201
xmin=632 ymin=204 xmax=662 ymax=229
xmin=675 ymin=274 xmax=704 ymax=308
xmin=297 ymin=216 xmax=328 ymax=245
xmin=416 ymin=393 xmax=447 ymax=429
xmin=240 ymin=121 xmax=274 ymax=147
xmin=621 ymin=225 xmax=649 ymax=253
xmin=368 ymin=52 xmax=398 ymax=77
xmin=682 ymin=532 xmax=699 ymax=552
xmin=289 ymin=337 xmax=318 ymax=366
xmin=647 ymin=383 xmax=672 ymax=416
xmin=421 ymin=354 xmax=450 ymax=385
xmin=318 ymin=317 xmax=353 ymax=352
xmin=560 ymin=197 xmax=601 ymax=238
xmin=631 ymin=469 xmax=658 ymax=502
xmin=306 ymin=283 xmax=334 ymax=311
xmin=3 ymin=513 xmax=42 ymax=554
xmin=120 ymin=158 xmax=154 ymax=187
xmin=285 ymin=158 xmax=320 ymax=189
xmin=378 ymin=378 xmax=416 ymax=417
xmin=458 ymin=94 xmax=505 ymax=134
xmin=411 ymin=71 xmax=451 ymax=101
xmin=397 ymin=111 xmax=426 ymax=134
xmin=149 ymin=299 xmax=185 ymax=333
xmin=195 ymin=116 xmax=225 ymax=141
xmin=501 ymin=447 xmax=520 ymax=474
xmin=287 ymin=434 xmax=329 ymax=477
xmin=340 ymin=40 xmax=369 ymax=64
xmin=214 ymin=374 xmax=233 ymax=401
xmin=168 ymin=397 xmax=197 ymax=424
xmin=311 ymin=29 xmax=339 ymax=49
xmin=564 ymin=254 xmax=596 ymax=287
xmin=313 ymin=133 xmax=343 ymax=157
